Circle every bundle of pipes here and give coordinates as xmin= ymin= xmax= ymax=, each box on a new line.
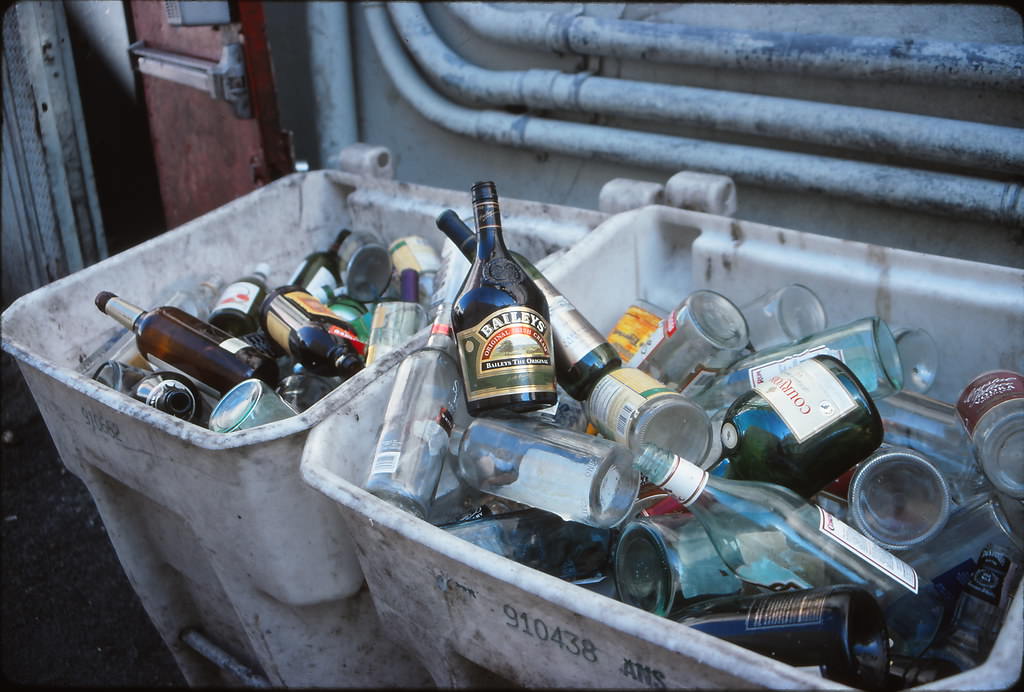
xmin=363 ymin=1 xmax=1024 ymax=226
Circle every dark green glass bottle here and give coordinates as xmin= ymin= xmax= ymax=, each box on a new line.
xmin=449 ymin=183 xmax=557 ymax=415
xmin=208 ymin=263 xmax=271 ymax=337
xmin=721 ymin=355 xmax=883 ymax=497
xmin=287 ymin=228 xmax=350 ymax=303
xmin=436 ymin=208 xmax=620 ymax=400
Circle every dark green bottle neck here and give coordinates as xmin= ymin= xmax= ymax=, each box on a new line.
xmin=473 ymin=203 xmax=506 ymax=261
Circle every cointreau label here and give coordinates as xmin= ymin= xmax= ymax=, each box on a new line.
xmin=456 ymin=305 xmax=555 ymax=402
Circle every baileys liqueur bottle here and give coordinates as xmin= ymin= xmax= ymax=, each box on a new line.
xmin=451 ymin=182 xmax=556 ymax=415
xmin=436 ymin=208 xmax=621 ymax=400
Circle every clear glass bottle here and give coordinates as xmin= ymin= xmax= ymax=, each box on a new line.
xmin=720 ymin=355 xmax=884 ymax=498
xmin=259 ymin=286 xmax=365 ymax=379
xmin=626 ymin=289 xmax=749 ymax=396
xmin=337 ymin=230 xmax=393 ymax=303
xmin=439 ymin=508 xmax=612 ymax=582
xmin=454 ymin=416 xmax=640 ymax=529
xmin=920 ymin=543 xmax=1021 ymax=674
xmin=694 ymin=317 xmax=904 ymax=413
xmin=614 ymin=514 xmax=743 ymax=618
xmin=208 ymin=263 xmax=271 ymax=337
xmin=738 ymin=283 xmax=827 ymax=352
xmin=450 ymin=183 xmax=557 ymax=414
xmin=363 ymin=243 xmax=471 ymax=519
xmin=672 ymin=586 xmax=890 ymax=690
xmin=389 ymin=234 xmax=441 ymax=306
xmin=585 ymin=367 xmax=711 ymax=463
xmin=633 ymin=443 xmax=945 ymax=655
xmin=892 ymin=326 xmax=939 ymax=394
xmin=606 ymin=300 xmax=667 ymax=362
xmin=288 ymin=228 xmax=349 ymax=304
xmin=94 ymin=291 xmax=279 ymax=395
xmin=274 ymin=371 xmax=342 ymax=412
xmin=364 ymin=269 xmax=428 ymax=366
xmin=848 ymin=444 xmax=952 ymax=552
xmin=91 ymin=360 xmax=151 ymax=393
xmin=897 ymin=494 xmax=1023 ymax=608
xmin=436 ymin=208 xmax=620 ymax=401
xmin=956 ymin=370 xmax=1024 ymax=499
xmin=875 ymin=390 xmax=990 ymax=507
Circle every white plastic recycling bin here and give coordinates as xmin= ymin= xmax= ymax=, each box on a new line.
xmin=0 ymin=169 xmax=605 ymax=686
xmin=301 ymin=205 xmax=1024 ymax=689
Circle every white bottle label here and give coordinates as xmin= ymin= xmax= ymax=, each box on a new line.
xmin=303 ymin=266 xmax=338 ymax=304
xmin=586 ymin=369 xmax=672 ymax=442
xmin=746 ymin=345 xmax=843 ymax=389
xmin=754 ymin=358 xmax=857 ymax=443
xmin=818 ymin=507 xmax=919 ymax=593
xmin=662 ymin=454 xmax=709 ymax=506
xmin=371 ymin=439 xmax=402 ymax=475
xmin=213 ymin=281 xmax=261 ymax=315
xmin=218 ymin=337 xmax=250 ymax=354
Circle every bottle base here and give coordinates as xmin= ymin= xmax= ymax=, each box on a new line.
xmin=467 ymin=392 xmax=558 ymax=416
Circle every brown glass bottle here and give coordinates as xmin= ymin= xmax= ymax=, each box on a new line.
xmin=450 ymin=182 xmax=557 ymax=415
xmin=259 ymin=286 xmax=365 ymax=378
xmin=94 ymin=292 xmax=279 ymax=395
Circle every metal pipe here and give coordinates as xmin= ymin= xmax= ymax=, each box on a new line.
xmin=390 ymin=3 xmax=1024 ymax=174
xmin=446 ymin=2 xmax=1024 ymax=92
xmin=364 ymin=3 xmax=1023 ymax=227
xmin=180 ymin=629 xmax=271 ymax=687
xmin=307 ymin=2 xmax=359 ymax=168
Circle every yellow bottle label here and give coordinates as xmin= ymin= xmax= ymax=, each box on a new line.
xmin=389 ymin=236 xmax=440 ymax=274
xmin=608 ymin=303 xmax=663 ymax=360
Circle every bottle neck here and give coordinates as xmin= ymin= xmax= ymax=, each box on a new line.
xmin=634 ymin=445 xmax=710 ymax=507
xmin=472 ymin=190 xmax=507 ymax=261
xmin=103 ymin=296 xmax=145 ymax=331
xmin=328 ymin=229 xmax=351 ymax=255
xmin=425 ymin=301 xmax=455 ymax=351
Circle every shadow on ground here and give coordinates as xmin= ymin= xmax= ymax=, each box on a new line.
xmin=1 ymin=374 xmax=185 ymax=687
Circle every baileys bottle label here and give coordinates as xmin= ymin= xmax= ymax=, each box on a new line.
xmin=456 ymin=305 xmax=556 ymax=402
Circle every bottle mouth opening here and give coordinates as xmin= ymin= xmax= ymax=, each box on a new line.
xmin=165 ymin=390 xmax=194 ymax=417
xmin=872 ymin=318 xmax=905 ymax=394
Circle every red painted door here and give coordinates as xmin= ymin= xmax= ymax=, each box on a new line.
xmin=129 ymin=0 xmax=292 ymax=229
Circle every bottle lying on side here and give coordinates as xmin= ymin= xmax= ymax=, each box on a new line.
xmin=94 ymin=291 xmax=279 ymax=396
xmin=633 ymin=443 xmax=945 ymax=657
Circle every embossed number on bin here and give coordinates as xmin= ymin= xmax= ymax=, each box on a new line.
xmin=502 ymin=603 xmax=598 ymax=663
xmin=82 ymin=406 xmax=121 ymax=440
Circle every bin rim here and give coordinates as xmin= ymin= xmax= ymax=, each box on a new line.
xmin=299 ymin=440 xmax=850 ymax=690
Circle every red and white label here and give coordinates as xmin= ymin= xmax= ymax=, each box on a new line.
xmin=664 ymin=310 xmax=679 ymax=337
xmin=214 ymin=281 xmax=261 ymax=314
xmin=818 ymin=507 xmax=919 ymax=593
xmin=956 ymin=370 xmax=1024 ymax=435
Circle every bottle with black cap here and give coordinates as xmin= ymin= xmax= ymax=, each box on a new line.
xmin=449 ymin=182 xmax=556 ymax=414
xmin=259 ymin=286 xmax=365 ymax=378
